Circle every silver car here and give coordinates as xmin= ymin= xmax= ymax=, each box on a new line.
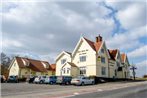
xmin=71 ymin=76 xmax=95 ymax=86
xmin=34 ymin=76 xmax=46 ymax=84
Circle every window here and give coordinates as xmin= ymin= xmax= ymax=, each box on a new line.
xmin=80 ymin=67 xmax=86 ymax=75
xmin=117 ymin=62 xmax=120 ymax=67
xmin=101 ymin=48 xmax=104 ymax=53
xmin=67 ymin=68 xmax=70 ymax=74
xmin=63 ymin=68 xmax=66 ymax=74
xmin=115 ymin=69 xmax=117 ymax=76
xmin=101 ymin=57 xmax=105 ymax=63
xmin=101 ymin=67 xmax=106 ymax=75
xmin=79 ymin=56 xmax=86 ymax=62
xmin=61 ymin=59 xmax=66 ymax=64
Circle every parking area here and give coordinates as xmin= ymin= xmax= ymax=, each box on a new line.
xmin=1 ymin=82 xmax=77 ymax=97
xmin=1 ymin=81 xmax=147 ymax=98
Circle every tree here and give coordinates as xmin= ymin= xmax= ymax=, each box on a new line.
xmin=1 ymin=52 xmax=11 ymax=67
xmin=143 ymin=75 xmax=147 ymax=78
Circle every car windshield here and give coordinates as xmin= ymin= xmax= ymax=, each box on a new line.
xmin=10 ymin=76 xmax=14 ymax=78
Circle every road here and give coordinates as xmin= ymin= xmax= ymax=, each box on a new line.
xmin=1 ymin=81 xmax=147 ymax=98
xmin=69 ymin=83 xmax=147 ymax=98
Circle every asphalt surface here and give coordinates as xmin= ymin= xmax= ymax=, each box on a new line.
xmin=69 ymin=83 xmax=147 ymax=98
xmin=1 ymin=81 xmax=147 ymax=98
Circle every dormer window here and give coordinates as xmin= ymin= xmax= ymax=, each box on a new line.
xmin=61 ymin=59 xmax=66 ymax=64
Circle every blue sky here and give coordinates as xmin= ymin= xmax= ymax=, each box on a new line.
xmin=1 ymin=0 xmax=147 ymax=77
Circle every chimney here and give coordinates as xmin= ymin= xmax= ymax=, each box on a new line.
xmin=96 ymin=34 xmax=102 ymax=42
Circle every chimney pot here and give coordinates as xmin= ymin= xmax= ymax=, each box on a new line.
xmin=96 ymin=34 xmax=102 ymax=42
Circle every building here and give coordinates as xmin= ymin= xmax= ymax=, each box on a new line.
xmin=121 ymin=53 xmax=130 ymax=79
xmin=8 ymin=57 xmax=56 ymax=78
xmin=55 ymin=35 xmax=130 ymax=79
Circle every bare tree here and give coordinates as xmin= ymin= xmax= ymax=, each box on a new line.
xmin=1 ymin=52 xmax=11 ymax=68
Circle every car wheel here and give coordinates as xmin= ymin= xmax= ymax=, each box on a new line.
xmin=92 ymin=81 xmax=95 ymax=85
xmin=81 ymin=82 xmax=84 ymax=86
xmin=40 ymin=81 xmax=43 ymax=84
xmin=50 ymin=81 xmax=53 ymax=85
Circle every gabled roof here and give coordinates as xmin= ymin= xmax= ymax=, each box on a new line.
xmin=108 ymin=49 xmax=118 ymax=60
xmin=121 ymin=53 xmax=126 ymax=63
xmin=108 ymin=49 xmax=115 ymax=60
xmin=15 ymin=57 xmax=26 ymax=68
xmin=62 ymin=62 xmax=77 ymax=68
xmin=67 ymin=62 xmax=77 ymax=67
xmin=49 ymin=64 xmax=56 ymax=71
xmin=56 ymin=51 xmax=71 ymax=61
xmin=83 ymin=37 xmax=96 ymax=51
xmin=83 ymin=37 xmax=103 ymax=52
xmin=15 ymin=57 xmax=50 ymax=72
xmin=72 ymin=37 xmax=103 ymax=55
xmin=65 ymin=51 xmax=72 ymax=55
xmin=72 ymin=36 xmax=110 ymax=58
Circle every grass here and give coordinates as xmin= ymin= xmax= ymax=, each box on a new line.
xmin=135 ymin=78 xmax=147 ymax=81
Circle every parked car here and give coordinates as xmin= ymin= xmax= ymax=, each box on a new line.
xmin=34 ymin=76 xmax=40 ymax=84
xmin=39 ymin=76 xmax=47 ymax=84
xmin=56 ymin=76 xmax=72 ymax=85
xmin=7 ymin=75 xmax=19 ymax=83
xmin=27 ymin=76 xmax=37 ymax=83
xmin=0 ymin=75 xmax=6 ymax=83
xmin=34 ymin=76 xmax=46 ymax=84
xmin=71 ymin=76 xmax=95 ymax=86
xmin=98 ymin=78 xmax=106 ymax=83
xmin=44 ymin=76 xmax=57 ymax=84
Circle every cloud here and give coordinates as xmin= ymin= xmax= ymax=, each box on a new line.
xmin=106 ymin=25 xmax=146 ymax=51
xmin=128 ymin=45 xmax=147 ymax=59
xmin=1 ymin=1 xmax=147 ymax=77
xmin=135 ymin=60 xmax=147 ymax=77
xmin=117 ymin=2 xmax=146 ymax=29
xmin=3 ymin=38 xmax=23 ymax=48
xmin=136 ymin=60 xmax=147 ymax=67
xmin=2 ymin=1 xmax=115 ymax=56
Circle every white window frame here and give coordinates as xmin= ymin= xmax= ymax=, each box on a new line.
xmin=101 ymin=67 xmax=106 ymax=75
xmin=79 ymin=56 xmax=86 ymax=62
xmin=61 ymin=59 xmax=66 ymax=64
xmin=101 ymin=57 xmax=105 ymax=63
xmin=79 ymin=66 xmax=86 ymax=75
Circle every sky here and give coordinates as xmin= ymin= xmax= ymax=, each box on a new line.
xmin=1 ymin=0 xmax=147 ymax=77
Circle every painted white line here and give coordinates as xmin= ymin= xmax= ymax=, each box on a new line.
xmin=63 ymin=95 xmax=75 ymax=98
xmin=74 ymin=92 xmax=79 ymax=95
xmin=97 ymin=89 xmax=103 ymax=92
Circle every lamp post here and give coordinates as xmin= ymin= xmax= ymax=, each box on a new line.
xmin=130 ymin=64 xmax=137 ymax=80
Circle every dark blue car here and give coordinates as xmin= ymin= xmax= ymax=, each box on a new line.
xmin=56 ymin=76 xmax=72 ymax=85
xmin=44 ymin=76 xmax=57 ymax=84
xmin=7 ymin=75 xmax=19 ymax=83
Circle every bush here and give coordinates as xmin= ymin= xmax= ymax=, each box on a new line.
xmin=143 ymin=75 xmax=147 ymax=78
xmin=18 ymin=77 xmax=27 ymax=82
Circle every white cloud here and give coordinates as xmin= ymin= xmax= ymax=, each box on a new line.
xmin=135 ymin=60 xmax=147 ymax=77
xmin=3 ymin=38 xmax=23 ymax=48
xmin=128 ymin=45 xmax=147 ymax=59
xmin=106 ymin=25 xmax=146 ymax=51
xmin=117 ymin=3 xmax=146 ymax=29
xmin=1 ymin=1 xmax=147 ymax=77
xmin=136 ymin=60 xmax=147 ymax=67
